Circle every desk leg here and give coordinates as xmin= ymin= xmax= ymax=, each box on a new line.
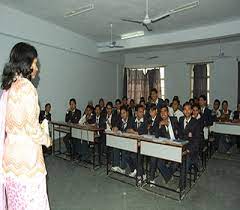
xmin=98 ymin=141 xmax=101 ymax=167
xmin=58 ymin=130 xmax=61 ymax=154
xmin=93 ymin=143 xmax=96 ymax=170
xmin=179 ymin=158 xmax=184 ymax=200
xmin=106 ymin=146 xmax=109 ymax=175
xmin=52 ymin=125 xmax=55 ymax=155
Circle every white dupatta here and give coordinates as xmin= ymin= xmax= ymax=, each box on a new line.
xmin=0 ymin=90 xmax=8 ymax=210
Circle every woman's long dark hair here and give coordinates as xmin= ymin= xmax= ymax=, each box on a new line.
xmin=1 ymin=42 xmax=38 ymax=90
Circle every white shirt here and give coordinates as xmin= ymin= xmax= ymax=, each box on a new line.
xmin=135 ymin=118 xmax=144 ymax=128
xmin=166 ymin=118 xmax=175 ymax=140
xmin=151 ymin=116 xmax=157 ymax=126
xmin=96 ymin=115 xmax=100 ymax=125
xmin=122 ymin=118 xmax=128 ymax=130
xmin=184 ymin=117 xmax=191 ymax=129
xmin=173 ymin=109 xmax=184 ymax=121
xmin=168 ymin=106 xmax=174 ymax=116
xmin=79 ymin=113 xmax=93 ymax=125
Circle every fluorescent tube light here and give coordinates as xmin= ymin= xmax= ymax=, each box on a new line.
xmin=121 ymin=31 xmax=145 ymax=40
xmin=64 ymin=4 xmax=94 ymax=17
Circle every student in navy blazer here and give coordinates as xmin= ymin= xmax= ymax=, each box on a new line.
xmin=179 ymin=102 xmax=201 ymax=169
xmin=111 ymin=105 xmax=133 ymax=174
xmin=127 ymin=105 xmax=148 ymax=180
xmin=147 ymin=103 xmax=161 ymax=136
xmin=150 ymin=88 xmax=164 ymax=110
xmin=150 ymin=106 xmax=180 ymax=184
xmin=199 ymin=95 xmax=213 ymax=127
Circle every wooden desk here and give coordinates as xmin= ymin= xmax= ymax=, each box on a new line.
xmin=50 ymin=121 xmax=104 ymax=168
xmin=211 ymin=122 xmax=240 ymax=135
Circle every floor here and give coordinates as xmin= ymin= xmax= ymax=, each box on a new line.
xmin=45 ymin=155 xmax=240 ymax=210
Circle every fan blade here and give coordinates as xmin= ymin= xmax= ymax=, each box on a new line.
xmin=151 ymin=13 xmax=170 ymax=23
xmin=143 ymin=24 xmax=152 ymax=31
xmin=121 ymin=19 xmax=142 ymax=24
xmin=147 ymin=56 xmax=159 ymax=60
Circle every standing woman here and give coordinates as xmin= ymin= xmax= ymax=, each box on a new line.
xmin=1 ymin=42 xmax=51 ymax=209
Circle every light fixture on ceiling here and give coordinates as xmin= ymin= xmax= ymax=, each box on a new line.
xmin=121 ymin=31 xmax=145 ymax=40
xmin=64 ymin=4 xmax=94 ymax=18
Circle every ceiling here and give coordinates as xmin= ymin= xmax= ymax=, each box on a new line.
xmin=0 ymin=0 xmax=240 ymax=43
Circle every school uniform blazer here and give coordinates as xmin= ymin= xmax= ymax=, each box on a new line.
xmin=155 ymin=116 xmax=179 ymax=139
xmin=201 ymin=107 xmax=213 ymax=126
xmin=148 ymin=115 xmax=161 ymax=136
xmin=115 ymin=117 xmax=133 ymax=133
xmin=179 ymin=117 xmax=200 ymax=155
xmin=130 ymin=117 xmax=148 ymax=135
xmin=39 ymin=110 xmax=51 ymax=123
xmin=65 ymin=109 xmax=81 ymax=124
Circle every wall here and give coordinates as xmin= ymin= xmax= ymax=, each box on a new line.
xmin=0 ymin=3 xmax=124 ymax=121
xmin=125 ymin=38 xmax=240 ymax=110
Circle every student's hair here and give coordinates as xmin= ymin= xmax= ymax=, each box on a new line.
xmin=192 ymin=103 xmax=200 ymax=110
xmin=99 ymin=98 xmax=104 ymax=104
xmin=183 ymin=102 xmax=192 ymax=109
xmin=120 ymin=105 xmax=128 ymax=112
xmin=136 ymin=104 xmax=145 ymax=112
xmin=1 ymin=42 xmax=38 ymax=90
xmin=140 ymin=96 xmax=145 ymax=101
xmin=172 ymin=98 xmax=180 ymax=105
xmin=222 ymin=100 xmax=228 ymax=106
xmin=115 ymin=99 xmax=121 ymax=104
xmin=45 ymin=103 xmax=51 ymax=108
xmin=150 ymin=88 xmax=158 ymax=94
xmin=106 ymin=101 xmax=113 ymax=108
xmin=214 ymin=99 xmax=220 ymax=104
xmin=130 ymin=99 xmax=135 ymax=103
xmin=69 ymin=98 xmax=76 ymax=105
xmin=165 ymin=98 xmax=170 ymax=103
xmin=86 ymin=105 xmax=94 ymax=111
xmin=122 ymin=96 xmax=127 ymax=100
xmin=95 ymin=104 xmax=101 ymax=109
xmin=199 ymin=94 xmax=207 ymax=101
xmin=149 ymin=103 xmax=157 ymax=111
xmin=173 ymin=96 xmax=179 ymax=101
xmin=189 ymin=98 xmax=194 ymax=103
xmin=160 ymin=105 xmax=169 ymax=112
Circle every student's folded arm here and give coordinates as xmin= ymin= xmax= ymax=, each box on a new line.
xmin=23 ymin=83 xmax=51 ymax=147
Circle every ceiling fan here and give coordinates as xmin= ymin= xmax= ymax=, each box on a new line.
xmin=98 ymin=24 xmax=124 ymax=49
xmin=136 ymin=55 xmax=159 ymax=60
xmin=122 ymin=0 xmax=200 ymax=31
xmin=209 ymin=40 xmax=232 ymax=60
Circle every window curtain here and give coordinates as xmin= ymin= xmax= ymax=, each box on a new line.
xmin=193 ymin=64 xmax=207 ymax=98
xmin=147 ymin=68 xmax=161 ymax=96
xmin=125 ymin=68 xmax=161 ymax=103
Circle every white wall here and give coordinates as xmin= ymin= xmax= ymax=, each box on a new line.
xmin=0 ymin=4 xmax=124 ymax=121
xmin=125 ymin=39 xmax=240 ymax=110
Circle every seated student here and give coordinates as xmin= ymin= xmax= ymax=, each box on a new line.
xmin=99 ymin=98 xmax=107 ymax=117
xmin=122 ymin=96 xmax=128 ymax=107
xmin=199 ymin=95 xmax=213 ymax=127
xmin=149 ymin=106 xmax=179 ymax=185
xmin=39 ymin=103 xmax=52 ymax=123
xmin=148 ymin=104 xmax=161 ymax=136
xmin=63 ymin=98 xmax=81 ymax=155
xmin=172 ymin=98 xmax=184 ymax=121
xmin=230 ymin=103 xmax=240 ymax=151
xmin=105 ymin=101 xmax=118 ymax=131
xmin=111 ymin=105 xmax=132 ymax=174
xmin=150 ymin=88 xmax=164 ymax=109
xmin=128 ymin=99 xmax=136 ymax=118
xmin=211 ymin=99 xmax=221 ymax=122
xmin=179 ymin=102 xmax=200 ymax=170
xmin=189 ymin=98 xmax=194 ymax=106
xmin=79 ymin=105 xmax=95 ymax=125
xmin=220 ymin=100 xmax=232 ymax=122
xmin=127 ymin=105 xmax=148 ymax=180
xmin=113 ymin=99 xmax=122 ymax=120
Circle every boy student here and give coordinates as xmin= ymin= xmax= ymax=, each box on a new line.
xmin=127 ymin=105 xmax=148 ymax=182
xmin=111 ymin=105 xmax=132 ymax=174
xmin=179 ymin=102 xmax=200 ymax=169
xmin=198 ymin=95 xmax=213 ymax=127
xmin=172 ymin=98 xmax=184 ymax=121
xmin=63 ymin=98 xmax=81 ymax=156
xmin=148 ymin=103 xmax=161 ymax=136
xmin=149 ymin=106 xmax=179 ymax=185
xmin=150 ymin=88 xmax=164 ymax=109
xmin=211 ymin=99 xmax=221 ymax=122
xmin=105 ymin=101 xmax=118 ymax=131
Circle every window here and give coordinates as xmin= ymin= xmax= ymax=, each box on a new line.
xmin=124 ymin=66 xmax=165 ymax=102
xmin=190 ymin=63 xmax=210 ymax=102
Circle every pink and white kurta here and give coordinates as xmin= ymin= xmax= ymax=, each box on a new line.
xmin=2 ymin=77 xmax=51 ymax=210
